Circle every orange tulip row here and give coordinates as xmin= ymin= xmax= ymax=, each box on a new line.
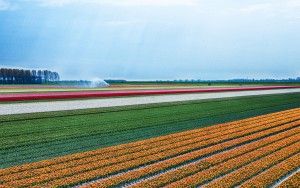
xmin=4 ymin=114 xmax=299 ymax=187
xmin=165 ymin=135 xmax=300 ymax=187
xmin=85 ymin=122 xmax=300 ymax=188
xmin=129 ymin=130 xmax=300 ymax=187
xmin=2 ymin=110 xmax=298 ymax=187
xmin=277 ymin=171 xmax=300 ymax=188
xmin=240 ymin=153 xmax=300 ymax=188
xmin=203 ymin=143 xmax=300 ymax=187
xmin=3 ymin=108 xmax=294 ymax=178
xmin=128 ymin=128 xmax=300 ymax=188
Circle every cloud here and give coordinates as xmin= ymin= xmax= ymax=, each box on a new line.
xmin=239 ymin=3 xmax=272 ymax=13
xmin=105 ymin=20 xmax=140 ymax=26
xmin=287 ymin=0 xmax=300 ymax=8
xmin=31 ymin=0 xmax=198 ymax=7
xmin=239 ymin=0 xmax=300 ymax=14
xmin=0 ymin=0 xmax=13 ymax=10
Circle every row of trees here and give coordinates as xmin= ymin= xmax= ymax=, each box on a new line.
xmin=0 ymin=68 xmax=60 ymax=84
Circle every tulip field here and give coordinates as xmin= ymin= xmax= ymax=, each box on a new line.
xmin=1 ymin=85 xmax=299 ymax=102
xmin=0 ymin=91 xmax=300 ymax=187
xmin=0 ymin=106 xmax=300 ymax=187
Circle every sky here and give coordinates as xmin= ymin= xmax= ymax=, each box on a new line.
xmin=0 ymin=0 xmax=299 ymax=80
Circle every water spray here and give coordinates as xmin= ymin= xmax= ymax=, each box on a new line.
xmin=89 ymin=78 xmax=110 ymax=88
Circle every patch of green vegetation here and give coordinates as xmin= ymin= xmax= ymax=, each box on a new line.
xmin=0 ymin=93 xmax=300 ymax=168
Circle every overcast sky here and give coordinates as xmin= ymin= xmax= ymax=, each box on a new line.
xmin=0 ymin=0 xmax=299 ymax=80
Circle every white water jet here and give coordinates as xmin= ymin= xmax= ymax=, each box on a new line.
xmin=89 ymin=78 xmax=110 ymax=88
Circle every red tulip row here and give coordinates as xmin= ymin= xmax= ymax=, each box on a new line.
xmin=277 ymin=171 xmax=300 ymax=188
xmin=165 ymin=135 xmax=300 ymax=187
xmin=85 ymin=122 xmax=300 ymax=188
xmin=4 ymin=114 xmax=299 ymax=187
xmin=2 ymin=109 xmax=297 ymax=185
xmin=2 ymin=106 xmax=289 ymax=178
xmin=239 ymin=153 xmax=300 ymax=188
xmin=203 ymin=143 xmax=300 ymax=187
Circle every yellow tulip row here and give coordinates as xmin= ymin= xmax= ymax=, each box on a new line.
xmin=165 ymin=134 xmax=300 ymax=187
xmin=86 ymin=121 xmax=300 ymax=188
xmin=277 ymin=171 xmax=300 ymax=188
xmin=203 ymin=142 xmax=300 ymax=187
xmin=240 ymin=153 xmax=300 ymax=188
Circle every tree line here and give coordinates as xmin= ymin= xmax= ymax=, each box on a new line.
xmin=0 ymin=68 xmax=60 ymax=84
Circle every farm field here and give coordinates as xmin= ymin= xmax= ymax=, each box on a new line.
xmin=0 ymin=85 xmax=299 ymax=102
xmin=0 ymin=93 xmax=300 ymax=168
xmin=0 ymin=83 xmax=255 ymax=94
xmin=0 ymin=107 xmax=299 ymax=187
xmin=1 ymin=83 xmax=300 ymax=94
xmin=2 ymin=1 xmax=300 ymax=187
xmin=0 ymin=84 xmax=206 ymax=94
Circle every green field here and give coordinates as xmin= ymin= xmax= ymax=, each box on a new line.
xmin=0 ymin=93 xmax=300 ymax=168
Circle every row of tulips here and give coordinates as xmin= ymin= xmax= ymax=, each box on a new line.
xmin=1 ymin=86 xmax=298 ymax=102
xmin=165 ymin=134 xmax=300 ymax=187
xmin=240 ymin=153 xmax=300 ymax=188
xmin=129 ymin=130 xmax=299 ymax=187
xmin=85 ymin=120 xmax=300 ymax=187
xmin=203 ymin=143 xmax=300 ymax=187
xmin=3 ymin=114 xmax=299 ymax=187
xmin=126 ymin=127 xmax=300 ymax=188
xmin=278 ymin=171 xmax=300 ymax=188
xmin=2 ymin=107 xmax=290 ymax=177
xmin=2 ymin=110 xmax=297 ymax=185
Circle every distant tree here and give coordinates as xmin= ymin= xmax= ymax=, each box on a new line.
xmin=0 ymin=67 xmax=60 ymax=84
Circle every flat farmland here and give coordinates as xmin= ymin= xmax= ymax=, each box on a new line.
xmin=1 ymin=107 xmax=299 ymax=187
xmin=1 ymin=90 xmax=300 ymax=187
xmin=2 ymin=83 xmax=299 ymax=94
xmin=0 ymin=83 xmax=257 ymax=94
xmin=0 ymin=85 xmax=299 ymax=102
